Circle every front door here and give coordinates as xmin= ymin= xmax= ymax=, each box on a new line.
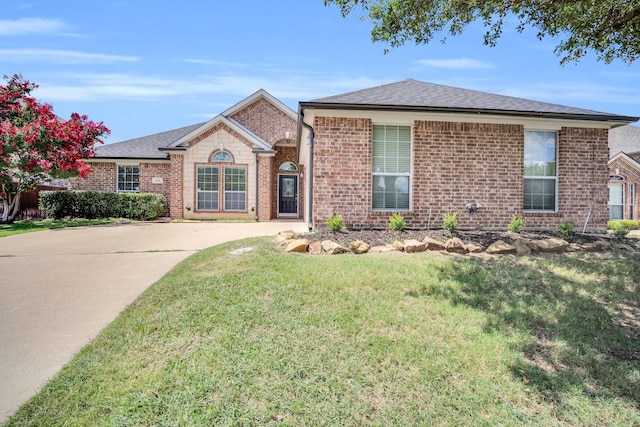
xmin=278 ymin=175 xmax=298 ymax=217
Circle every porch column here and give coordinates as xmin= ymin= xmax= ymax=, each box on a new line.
xmin=257 ymin=155 xmax=273 ymax=221
xmin=169 ymin=154 xmax=184 ymax=219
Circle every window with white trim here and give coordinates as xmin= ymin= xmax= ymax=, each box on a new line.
xmin=609 ymin=183 xmax=624 ymax=220
xmin=211 ymin=151 xmax=233 ymax=162
xmin=197 ymin=166 xmax=219 ymax=211
xmin=372 ymin=125 xmax=411 ymax=211
xmin=117 ymin=165 xmax=140 ymax=193
xmin=224 ymin=166 xmax=246 ymax=211
xmin=524 ymin=131 xmax=557 ymax=211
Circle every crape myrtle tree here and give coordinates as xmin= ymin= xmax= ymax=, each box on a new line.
xmin=324 ymin=0 xmax=640 ymax=64
xmin=0 ymin=74 xmax=110 ymax=222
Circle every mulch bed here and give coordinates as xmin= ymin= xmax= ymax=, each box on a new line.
xmin=301 ymin=229 xmax=619 ymax=248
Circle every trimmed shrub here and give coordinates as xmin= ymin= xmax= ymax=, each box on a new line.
xmin=558 ymin=221 xmax=575 ymax=236
xmin=508 ymin=215 xmax=525 ymax=233
xmin=608 ymin=219 xmax=639 ymax=231
xmin=40 ymin=191 xmax=166 ymax=220
xmin=388 ymin=213 xmax=406 ymax=231
xmin=326 ymin=214 xmax=344 ymax=232
xmin=443 ymin=212 xmax=458 ymax=232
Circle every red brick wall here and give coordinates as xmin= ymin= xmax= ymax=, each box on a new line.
xmin=312 ymin=117 xmax=610 ymax=230
xmin=257 ymin=156 xmax=272 ymax=221
xmin=69 ymin=162 xmax=116 ymax=191
xmin=609 ymin=156 xmax=640 ymax=220
xmin=169 ymin=154 xmax=184 ymax=218
xmin=230 ymin=98 xmax=297 ymax=145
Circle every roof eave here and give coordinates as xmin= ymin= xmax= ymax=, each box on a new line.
xmin=298 ymin=102 xmax=640 ymax=124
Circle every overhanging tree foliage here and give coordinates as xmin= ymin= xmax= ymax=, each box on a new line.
xmin=325 ymin=0 xmax=640 ymax=64
xmin=0 ymin=74 xmax=110 ymax=222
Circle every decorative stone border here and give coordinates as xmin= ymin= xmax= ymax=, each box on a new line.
xmin=275 ymin=231 xmax=640 ymax=256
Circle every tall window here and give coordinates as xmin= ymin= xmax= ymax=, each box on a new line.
xmin=117 ymin=165 xmax=140 ymax=193
xmin=609 ymin=183 xmax=624 ymax=220
xmin=224 ymin=167 xmax=246 ymax=211
xmin=524 ymin=131 xmax=557 ymax=211
xmin=372 ymin=125 xmax=411 ymax=211
xmin=197 ymin=166 xmax=219 ymax=211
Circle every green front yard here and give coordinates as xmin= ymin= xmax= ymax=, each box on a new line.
xmin=5 ymin=237 xmax=640 ymax=426
xmin=0 ymin=219 xmax=116 ymax=238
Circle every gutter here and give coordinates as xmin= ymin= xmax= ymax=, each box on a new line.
xmin=255 ymin=153 xmax=259 ymax=221
xmin=298 ymin=102 xmax=640 ymax=124
xmin=299 ymin=109 xmax=315 ymax=230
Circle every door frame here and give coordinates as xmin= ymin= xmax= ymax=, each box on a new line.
xmin=277 ymin=173 xmax=299 ymax=218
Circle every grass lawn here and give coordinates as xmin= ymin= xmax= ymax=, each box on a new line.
xmin=0 ymin=218 xmax=117 ymax=238
xmin=6 ymin=238 xmax=640 ymax=426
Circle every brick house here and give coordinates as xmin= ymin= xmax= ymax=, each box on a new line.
xmin=296 ymin=79 xmax=638 ymax=231
xmin=71 ymin=90 xmax=303 ymax=221
xmin=72 ymin=79 xmax=638 ymax=230
xmin=608 ymin=125 xmax=640 ymax=220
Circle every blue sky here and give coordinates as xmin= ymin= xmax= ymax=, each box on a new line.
xmin=2 ymin=1 xmax=639 ymax=143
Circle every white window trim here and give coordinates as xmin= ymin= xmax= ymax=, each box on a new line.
xmin=523 ymin=130 xmax=558 ymax=213
xmin=371 ymin=124 xmax=413 ymax=212
xmin=116 ymin=164 xmax=140 ymax=193
xmin=608 ymin=183 xmax=625 ymax=220
xmin=196 ymin=166 xmax=220 ymax=212
xmin=223 ymin=166 xmax=247 ymax=212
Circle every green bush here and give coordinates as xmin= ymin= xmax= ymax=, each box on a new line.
xmin=608 ymin=219 xmax=639 ymax=231
xmin=558 ymin=221 xmax=575 ymax=236
xmin=40 ymin=191 xmax=166 ymax=220
xmin=613 ymin=226 xmax=630 ymax=239
xmin=508 ymin=215 xmax=525 ymax=233
xmin=442 ymin=212 xmax=458 ymax=232
xmin=388 ymin=212 xmax=406 ymax=231
xmin=326 ymin=214 xmax=344 ymax=232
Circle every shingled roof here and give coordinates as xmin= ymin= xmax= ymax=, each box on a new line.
xmin=302 ymin=79 xmax=638 ymax=123
xmin=609 ymin=125 xmax=640 ymax=157
xmin=95 ymin=122 xmax=205 ymax=159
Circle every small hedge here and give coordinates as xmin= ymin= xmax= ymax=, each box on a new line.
xmin=608 ymin=219 xmax=640 ymax=231
xmin=40 ymin=191 xmax=166 ymax=220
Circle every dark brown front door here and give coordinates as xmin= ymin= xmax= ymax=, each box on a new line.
xmin=278 ymin=175 xmax=298 ymax=217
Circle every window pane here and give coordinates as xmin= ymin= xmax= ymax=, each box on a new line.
xmin=372 ymin=125 xmax=411 ymax=210
xmin=197 ymin=166 xmax=219 ymax=211
xmin=609 ymin=184 xmax=624 ymax=220
xmin=117 ymin=165 xmax=140 ymax=193
xmin=372 ymin=175 xmax=409 ymax=210
xmin=524 ymin=131 xmax=557 ymax=210
xmin=224 ymin=167 xmax=246 ymax=211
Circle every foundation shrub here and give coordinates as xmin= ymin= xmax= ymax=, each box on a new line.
xmin=40 ymin=191 xmax=166 ymax=220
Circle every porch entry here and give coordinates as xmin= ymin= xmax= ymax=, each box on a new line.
xmin=278 ymin=175 xmax=298 ymax=217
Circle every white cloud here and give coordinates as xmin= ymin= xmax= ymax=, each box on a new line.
xmin=0 ymin=49 xmax=139 ymax=64
xmin=419 ymin=57 xmax=493 ymax=69
xmin=0 ymin=17 xmax=68 ymax=35
xmin=32 ymin=71 xmax=387 ymax=104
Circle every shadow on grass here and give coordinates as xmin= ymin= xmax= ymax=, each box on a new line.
xmin=422 ymin=253 xmax=640 ymax=408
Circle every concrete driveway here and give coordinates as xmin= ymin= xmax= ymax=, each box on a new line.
xmin=0 ymin=221 xmax=307 ymax=423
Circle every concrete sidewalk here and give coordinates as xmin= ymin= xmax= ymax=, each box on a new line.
xmin=0 ymin=221 xmax=307 ymax=423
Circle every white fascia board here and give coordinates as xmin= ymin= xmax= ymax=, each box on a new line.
xmin=222 ymin=89 xmax=297 ymax=120
xmin=306 ymin=108 xmax=614 ymax=131
xmin=609 ymin=151 xmax=640 ymax=171
xmin=170 ymin=115 xmax=272 ymax=152
xmin=87 ymin=158 xmax=170 ymax=164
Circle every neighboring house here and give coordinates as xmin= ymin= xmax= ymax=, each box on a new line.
xmin=297 ymin=79 xmax=638 ymax=231
xmin=71 ymin=79 xmax=638 ymax=231
xmin=608 ymin=125 xmax=640 ymax=220
xmin=71 ymin=90 xmax=303 ymax=221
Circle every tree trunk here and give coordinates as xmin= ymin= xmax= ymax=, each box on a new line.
xmin=1 ymin=192 xmax=21 ymax=222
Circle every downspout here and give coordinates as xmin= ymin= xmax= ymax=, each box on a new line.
xmin=300 ymin=110 xmax=315 ymax=230
xmin=255 ymin=153 xmax=259 ymax=221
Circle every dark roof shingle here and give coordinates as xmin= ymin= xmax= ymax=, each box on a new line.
xmin=609 ymin=125 xmax=640 ymax=157
xmin=305 ymin=79 xmax=637 ymax=122
xmin=95 ymin=122 xmax=205 ymax=159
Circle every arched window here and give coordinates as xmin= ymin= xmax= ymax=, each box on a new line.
xmin=279 ymin=161 xmax=298 ymax=171
xmin=211 ymin=151 xmax=233 ymax=162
